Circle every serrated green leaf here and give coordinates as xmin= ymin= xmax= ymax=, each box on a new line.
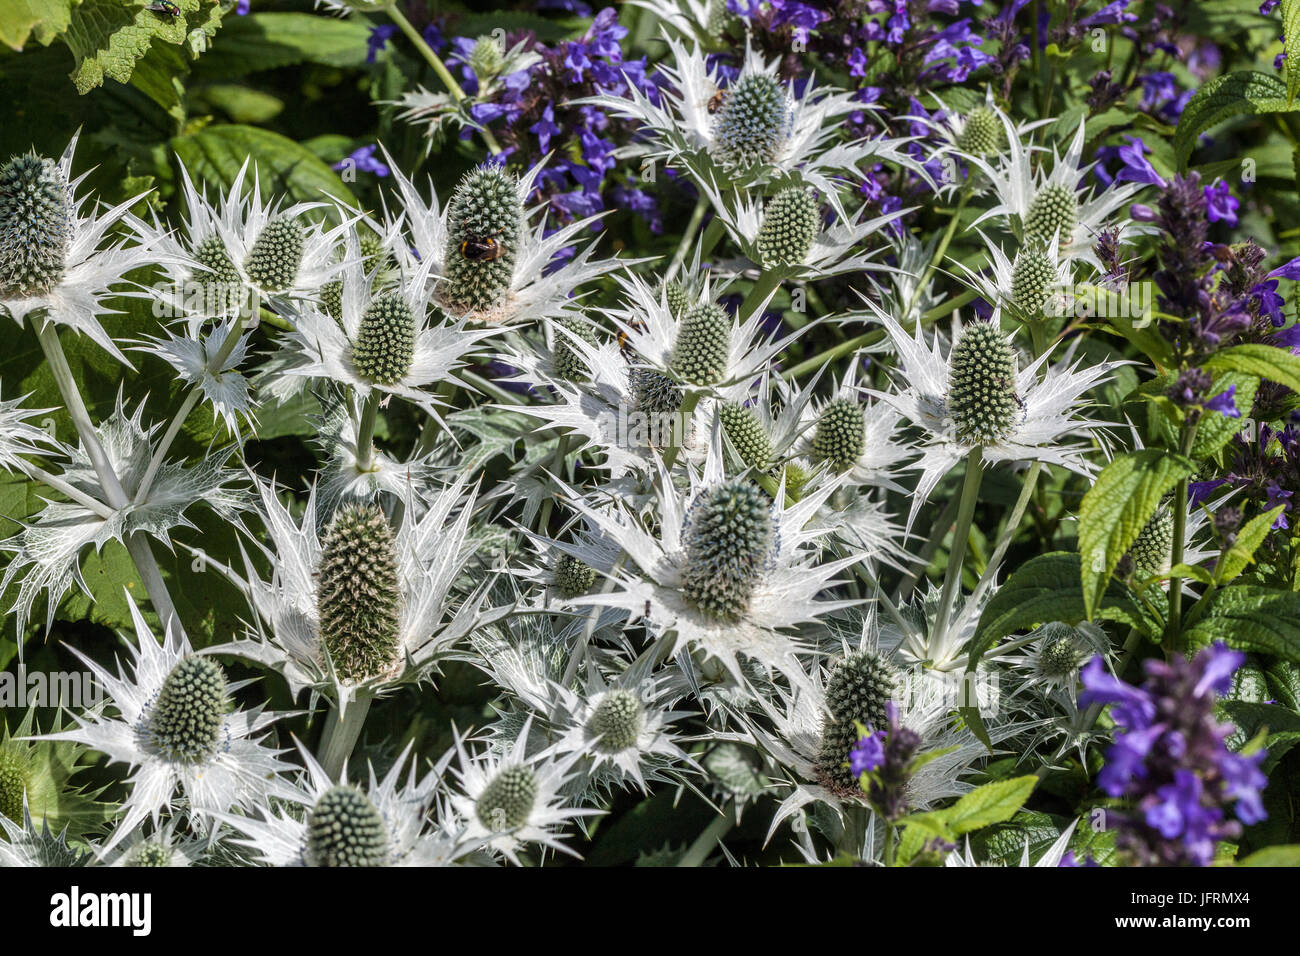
xmin=1078 ymin=450 xmax=1196 ymax=619
xmin=63 ymin=0 xmax=222 ymax=95
xmin=1216 ymin=506 xmax=1287 ymax=584
xmin=1237 ymin=845 xmax=1300 ymax=866
xmin=192 ymin=12 xmax=376 ymax=79
xmin=1285 ymin=0 xmax=1300 ymax=104
xmin=942 ymin=776 xmax=1038 ymax=837
xmin=1186 ymin=587 xmax=1300 ymax=662
xmin=1173 ymin=71 xmax=1293 ymax=168
xmin=170 ymin=123 xmax=355 ymax=211
xmin=1204 ymin=343 xmax=1300 ymax=393
xmin=0 ymin=0 xmax=72 ymax=51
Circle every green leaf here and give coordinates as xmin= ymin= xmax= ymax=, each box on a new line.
xmin=946 ymin=776 xmax=1038 ymax=835
xmin=1173 ymin=71 xmax=1293 ymax=168
xmin=170 ymin=124 xmax=355 ymax=211
xmin=1237 ymin=845 xmax=1300 ymax=866
xmin=967 ymin=552 xmax=1161 ymax=676
xmin=0 ymin=0 xmax=72 ymax=51
xmin=1185 ymin=587 xmax=1300 ymax=663
xmin=1204 ymin=343 xmax=1300 ymax=393
xmin=1216 ymin=506 xmax=1287 ymax=584
xmin=192 ymin=12 xmax=376 ymax=79
xmin=1285 ymin=0 xmax=1300 ymax=105
xmin=1078 ymin=450 xmax=1196 ymax=619
xmin=62 ymin=0 xmax=222 ymax=95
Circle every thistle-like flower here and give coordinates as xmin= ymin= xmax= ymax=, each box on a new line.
xmin=382 ymin=153 xmax=623 ymax=326
xmin=867 ymin=308 xmax=1118 ymax=530
xmin=0 ymin=138 xmax=166 ymax=364
xmin=206 ymin=476 xmax=501 ymax=708
xmin=31 ymin=597 xmax=296 ymax=852
xmin=0 ymin=395 xmax=246 ymax=636
xmin=562 ymin=442 xmax=859 ymax=691
xmin=219 ymin=741 xmax=478 ymax=866
xmin=447 ymin=721 xmax=600 ymax=865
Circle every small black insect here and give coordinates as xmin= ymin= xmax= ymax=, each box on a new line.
xmin=460 ymin=233 xmax=505 ymax=262
xmin=147 ymin=1 xmax=181 ymax=18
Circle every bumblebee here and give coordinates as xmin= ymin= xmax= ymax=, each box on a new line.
xmin=706 ymin=91 xmax=725 ymax=114
xmin=147 ymin=0 xmax=181 ymax=17
xmin=460 ymin=233 xmax=506 ymax=262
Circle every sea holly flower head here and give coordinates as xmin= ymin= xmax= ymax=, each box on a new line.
xmin=0 ymin=136 xmax=168 ymax=365
xmin=31 ymin=597 xmax=296 ymax=853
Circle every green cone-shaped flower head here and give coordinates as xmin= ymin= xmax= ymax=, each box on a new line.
xmin=244 ymin=216 xmax=304 ymax=293
xmin=955 ymin=106 xmax=1002 ymax=156
xmin=318 ymin=502 xmax=403 ymax=684
xmin=469 ymin=35 xmax=505 ymax=79
xmin=552 ymin=316 xmax=598 ymax=381
xmin=1010 ymin=245 xmax=1056 ymax=317
xmin=756 ymin=187 xmax=819 ymax=268
xmin=1036 ymin=622 xmax=1086 ymax=678
xmin=816 ymin=651 xmax=897 ymax=793
xmin=948 ymin=321 xmax=1020 ymax=445
xmin=442 ymin=165 xmax=523 ymax=315
xmin=714 ymin=73 xmax=792 ymax=167
xmin=0 ymin=744 xmax=29 ymax=821
xmin=719 ymin=402 xmax=773 ymax=472
xmin=671 ymin=302 xmax=730 ymax=386
xmin=811 ymin=399 xmax=866 ymax=471
xmin=353 ymin=291 xmax=416 ymax=385
xmin=1127 ymin=506 xmax=1174 ymax=579
xmin=146 ymin=656 xmax=229 ymax=764
xmin=193 ymin=234 xmax=241 ymax=289
xmin=0 ymin=151 xmax=71 ymax=298
xmin=477 ymin=766 xmax=538 ymax=831
xmin=589 ymin=689 xmax=644 ymax=753
xmin=127 ymin=843 xmax=174 ymax=867
xmin=307 ymin=784 xmax=389 ymax=867
xmin=680 ymin=479 xmax=773 ymax=622
xmin=1024 ymin=183 xmax=1078 ymax=245
xmin=630 ymin=368 xmax=683 ymax=415
xmin=663 ymin=279 xmax=691 ymax=319
xmin=554 ymin=553 xmax=597 ymax=598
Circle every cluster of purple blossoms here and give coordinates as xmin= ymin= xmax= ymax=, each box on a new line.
xmin=437 ymin=8 xmax=666 ymax=232
xmin=849 ymin=701 xmax=924 ymax=822
xmin=1078 ymin=645 xmax=1268 ymax=867
xmin=1192 ymin=423 xmax=1300 ymax=532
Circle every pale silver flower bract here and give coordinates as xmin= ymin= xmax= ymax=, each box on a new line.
xmin=31 ymin=597 xmax=297 ymax=853
xmin=0 ymin=395 xmax=246 ymax=635
xmin=217 ymin=740 xmax=482 ymax=867
xmin=0 ymin=394 xmax=59 ymax=472
xmin=133 ymin=313 xmax=257 ymax=435
xmin=865 ymin=305 xmax=1119 ymax=532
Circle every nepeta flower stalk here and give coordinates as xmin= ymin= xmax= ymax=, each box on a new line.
xmin=850 ymin=700 xmax=923 ymax=822
xmin=1078 ymin=645 xmax=1268 ymax=866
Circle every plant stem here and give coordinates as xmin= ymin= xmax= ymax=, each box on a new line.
xmin=319 ymin=691 xmax=374 ymax=781
xmin=1166 ymin=423 xmax=1198 ymax=649
xmin=666 ymin=194 xmax=710 ymax=283
xmin=355 ymin=391 xmax=381 ymax=474
xmin=387 ymin=6 xmax=503 ymax=156
xmin=970 ymin=461 xmax=1042 ymax=608
xmin=902 ymin=191 xmax=968 ymax=322
xmin=677 ymin=800 xmax=737 ymax=867
xmin=15 ymin=461 xmax=115 ymax=519
xmin=883 ymin=822 xmax=897 ymax=866
xmin=933 ymin=448 xmax=984 ymax=645
xmin=36 ymin=319 xmax=181 ymax=633
xmin=738 ymin=268 xmax=783 ymax=322
xmin=136 ymin=314 xmax=250 ymax=504
xmin=661 ymin=390 xmax=701 ymax=471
